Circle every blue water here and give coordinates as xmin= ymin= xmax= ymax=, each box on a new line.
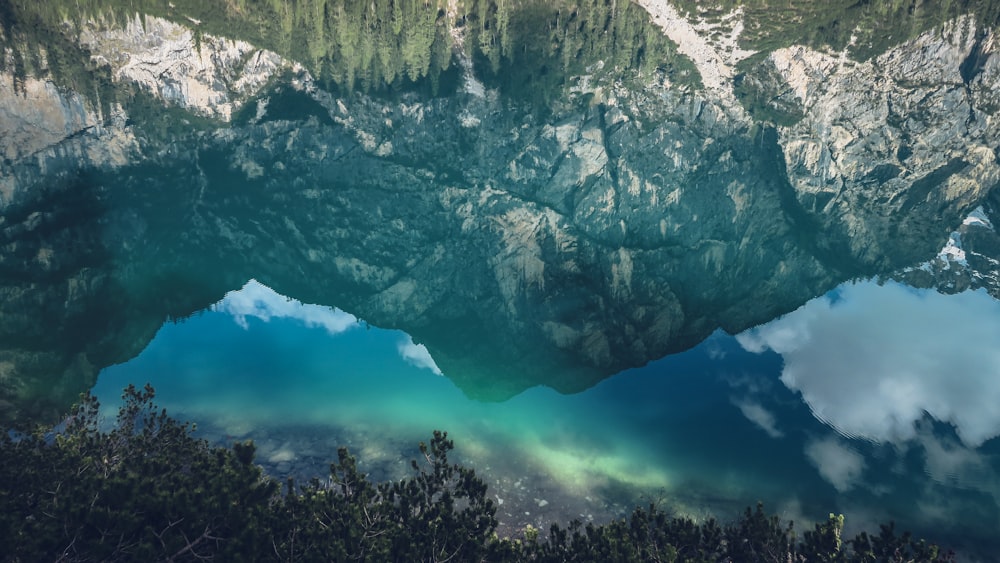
xmin=93 ymin=279 xmax=1000 ymax=553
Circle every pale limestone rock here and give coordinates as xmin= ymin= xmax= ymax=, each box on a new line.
xmin=773 ymin=14 xmax=999 ymax=263
xmin=633 ymin=0 xmax=752 ymax=122
xmin=610 ymin=247 xmax=633 ymax=299
xmin=0 ymin=74 xmax=99 ymax=162
xmin=79 ymin=14 xmax=286 ymax=121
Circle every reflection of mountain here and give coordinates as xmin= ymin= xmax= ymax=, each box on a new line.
xmin=2 ymin=1 xmax=1000 ymax=424
xmin=894 ymin=204 xmax=1000 ymax=298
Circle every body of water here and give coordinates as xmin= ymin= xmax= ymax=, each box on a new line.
xmin=4 ymin=0 xmax=1000 ymax=558
xmin=93 ymin=278 xmax=1000 ymax=555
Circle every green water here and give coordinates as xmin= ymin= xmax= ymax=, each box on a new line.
xmin=94 ymin=280 xmax=756 ymax=532
xmin=92 ymin=279 xmax=1000 ymax=554
xmin=3 ymin=0 xmax=1000 ymax=557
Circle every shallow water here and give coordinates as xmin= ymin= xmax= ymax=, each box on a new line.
xmin=92 ymin=278 xmax=1000 ymax=554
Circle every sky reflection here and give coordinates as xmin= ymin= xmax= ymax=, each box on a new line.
xmin=736 ymin=279 xmax=1000 ymax=548
xmin=737 ymin=281 xmax=1000 ymax=447
xmin=91 ymin=278 xmax=1000 ymax=555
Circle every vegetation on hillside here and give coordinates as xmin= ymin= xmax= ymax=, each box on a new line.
xmin=1 ymin=0 xmax=693 ymax=109
xmin=4 ymin=0 xmax=996 ymax=124
xmin=671 ymin=0 xmax=1000 ymax=61
xmin=1 ymin=385 xmax=956 ymax=561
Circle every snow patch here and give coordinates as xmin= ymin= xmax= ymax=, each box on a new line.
xmin=963 ymin=205 xmax=995 ymax=230
xmin=937 ymin=232 xmax=968 ymax=269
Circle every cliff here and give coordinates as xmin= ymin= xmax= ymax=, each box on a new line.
xmin=1 ymin=0 xmax=998 ymax=423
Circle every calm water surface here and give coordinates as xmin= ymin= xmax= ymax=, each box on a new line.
xmin=93 ymin=278 xmax=1000 ymax=553
xmin=4 ymin=0 xmax=999 ymax=557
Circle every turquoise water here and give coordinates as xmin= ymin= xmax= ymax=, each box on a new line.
xmin=93 ymin=279 xmax=1000 ymax=552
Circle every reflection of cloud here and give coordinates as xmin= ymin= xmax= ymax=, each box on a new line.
xmin=397 ymin=335 xmax=442 ymax=375
xmin=732 ymin=398 xmax=783 ymax=438
xmin=737 ymin=281 xmax=1000 ymax=447
xmin=704 ymin=337 xmax=727 ymax=360
xmin=914 ymin=421 xmax=993 ymax=490
xmin=213 ymin=279 xmax=357 ymax=334
xmin=805 ymin=436 xmax=865 ymax=492
xmin=724 ymin=372 xmax=776 ymax=396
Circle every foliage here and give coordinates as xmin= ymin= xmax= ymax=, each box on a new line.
xmin=1 ymin=386 xmax=958 ymax=562
xmin=0 ymin=0 xmax=118 ymax=117
xmin=2 ymin=0 xmax=695 ymax=107
xmin=670 ymin=0 xmax=1000 ymax=62
xmin=0 ymin=384 xmax=277 ymax=561
xmin=269 ymin=430 xmax=498 ymax=561
xmin=469 ymin=0 xmax=700 ymax=107
xmin=8 ymin=0 xmax=998 ymax=124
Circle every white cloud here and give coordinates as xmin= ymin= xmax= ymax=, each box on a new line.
xmin=213 ymin=279 xmax=358 ymax=334
xmin=724 ymin=371 xmax=777 ymax=397
xmin=737 ymin=281 xmax=1000 ymax=447
xmin=804 ymin=436 xmax=866 ymax=492
xmin=731 ymin=397 xmax=783 ymax=438
xmin=397 ymin=335 xmax=442 ymax=375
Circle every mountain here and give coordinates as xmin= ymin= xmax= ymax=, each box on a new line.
xmin=1 ymin=0 xmax=999 ymax=424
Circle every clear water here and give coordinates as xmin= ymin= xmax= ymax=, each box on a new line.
xmin=3 ymin=0 xmax=999 ymax=558
xmin=93 ymin=278 xmax=1000 ymax=553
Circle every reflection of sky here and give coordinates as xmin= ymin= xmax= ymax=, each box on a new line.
xmin=94 ymin=281 xmax=813 ymax=510
xmin=213 ymin=279 xmax=358 ymax=334
xmin=212 ymin=279 xmax=441 ymax=374
xmin=92 ymin=279 xmax=1000 ymax=556
xmin=738 ymin=281 xmax=1000 ymax=447
xmin=736 ymin=279 xmax=1000 ymax=555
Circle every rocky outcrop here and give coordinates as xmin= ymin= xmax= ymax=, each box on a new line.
xmin=767 ymin=17 xmax=1000 ymax=266
xmin=0 ymin=72 xmax=135 ymax=207
xmin=1 ymin=3 xmax=999 ymax=423
xmin=0 ymin=11 xmax=289 ymax=207
xmin=78 ymin=14 xmax=288 ymax=121
xmin=0 ymin=74 xmax=99 ymax=163
xmin=894 ymin=204 xmax=1000 ymax=298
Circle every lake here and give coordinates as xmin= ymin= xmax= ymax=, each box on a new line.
xmin=86 ymin=272 xmax=1000 ymax=554
xmin=3 ymin=0 xmax=1000 ymax=559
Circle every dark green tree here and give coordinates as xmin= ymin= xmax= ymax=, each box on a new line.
xmin=0 ymin=385 xmax=961 ymax=562
xmin=0 ymin=384 xmax=277 ymax=561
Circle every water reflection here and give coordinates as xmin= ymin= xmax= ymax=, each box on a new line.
xmin=738 ymin=281 xmax=1000 ymax=447
xmin=737 ymin=280 xmax=1000 ymax=556
xmin=94 ymin=281 xmax=799 ymax=529
xmin=213 ymin=279 xmax=442 ymax=374
xmin=4 ymin=0 xmax=1000 ymax=556
xmin=215 ymin=279 xmax=359 ymax=334
xmin=92 ymin=277 xmax=1000 ymax=555
xmin=6 ymin=0 xmax=999 ymax=422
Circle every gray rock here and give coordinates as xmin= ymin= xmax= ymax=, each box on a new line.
xmin=1 ymin=5 xmax=1000 ymax=422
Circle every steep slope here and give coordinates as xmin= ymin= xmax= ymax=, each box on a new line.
xmin=1 ymin=0 xmax=998 ymax=423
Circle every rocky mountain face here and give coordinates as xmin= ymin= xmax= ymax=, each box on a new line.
xmin=1 ymin=1 xmax=999 ymax=424
xmin=895 ymin=203 xmax=1000 ymax=298
xmin=771 ymin=17 xmax=1000 ymax=267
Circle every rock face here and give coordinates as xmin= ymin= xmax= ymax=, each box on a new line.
xmin=0 ymin=73 xmax=136 ymax=207
xmin=771 ymin=16 xmax=1000 ymax=267
xmin=78 ymin=14 xmax=287 ymax=121
xmin=1 ymin=2 xmax=999 ymax=423
xmin=0 ymin=75 xmax=99 ymax=163
xmin=895 ymin=204 xmax=1000 ymax=298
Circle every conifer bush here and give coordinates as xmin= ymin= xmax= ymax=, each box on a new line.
xmin=0 ymin=385 xmax=956 ymax=562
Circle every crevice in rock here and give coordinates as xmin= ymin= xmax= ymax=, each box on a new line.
xmin=959 ymin=30 xmax=991 ymax=86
